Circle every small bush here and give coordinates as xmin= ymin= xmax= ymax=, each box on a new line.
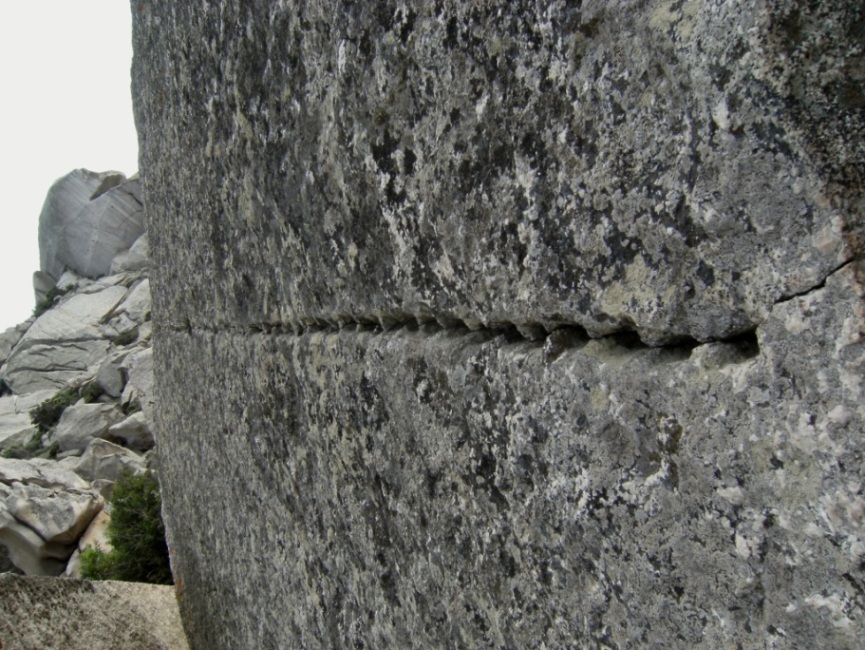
xmin=79 ymin=545 xmax=118 ymax=580
xmin=2 ymin=429 xmax=48 ymax=459
xmin=32 ymin=285 xmax=75 ymax=319
xmin=80 ymin=471 xmax=172 ymax=585
xmin=81 ymin=382 xmax=104 ymax=404
xmin=30 ymin=387 xmax=79 ymax=433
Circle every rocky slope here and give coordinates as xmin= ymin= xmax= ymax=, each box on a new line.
xmin=0 ymin=169 xmax=155 ymax=577
xmin=133 ymin=2 xmax=863 ymax=648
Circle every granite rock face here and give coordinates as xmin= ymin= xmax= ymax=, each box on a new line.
xmin=132 ymin=1 xmax=864 ymax=648
xmin=59 ymin=177 xmax=146 ymax=280
xmin=38 ymin=170 xmax=126 ymax=281
xmin=38 ymin=170 xmax=145 ymax=282
xmin=133 ymin=0 xmax=861 ymax=345
xmin=1 ymin=275 xmax=144 ymax=394
xmin=0 ymin=574 xmax=188 ymax=650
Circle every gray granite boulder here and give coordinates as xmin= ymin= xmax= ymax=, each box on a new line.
xmin=0 ymin=284 xmax=127 ymax=394
xmin=0 ymin=459 xmax=102 ymax=575
xmin=99 ymin=278 xmax=151 ymax=345
xmin=94 ymin=351 xmax=130 ymax=399
xmin=32 ymin=271 xmax=56 ymax=306
xmin=106 ymin=412 xmax=154 ymax=452
xmin=132 ymin=1 xmax=864 ymax=648
xmin=57 ymin=177 xmax=145 ymax=279
xmin=63 ymin=509 xmax=111 ymax=577
xmin=0 ymin=321 xmax=32 ymax=368
xmin=110 ymin=231 xmax=150 ymax=274
xmin=120 ymin=347 xmax=154 ymax=420
xmin=70 ymin=438 xmax=146 ymax=483
xmin=38 ymin=170 xmax=125 ymax=281
xmin=0 ymin=390 xmax=55 ymax=450
xmin=54 ymin=403 xmax=126 ymax=454
xmin=37 ymin=170 xmax=145 ymax=282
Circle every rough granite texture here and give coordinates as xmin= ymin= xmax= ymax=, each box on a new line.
xmin=132 ymin=1 xmax=864 ymax=648
xmin=0 ymin=574 xmax=188 ymax=650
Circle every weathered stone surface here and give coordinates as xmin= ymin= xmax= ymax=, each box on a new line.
xmin=0 ymin=321 xmax=32 ymax=367
xmin=38 ymin=169 xmax=125 ymax=281
xmin=0 ymin=510 xmax=69 ymax=576
xmin=114 ymin=278 xmax=151 ymax=324
xmin=99 ymin=278 xmax=151 ymax=345
xmin=132 ymin=1 xmax=864 ymax=648
xmin=64 ymin=509 xmax=111 ymax=577
xmin=70 ymin=438 xmax=146 ymax=483
xmin=58 ymin=177 xmax=145 ymax=279
xmin=0 ymin=390 xmax=55 ymax=449
xmin=121 ymin=348 xmax=154 ymax=420
xmin=106 ymin=412 xmax=154 ymax=452
xmin=54 ymin=403 xmax=126 ymax=453
xmin=0 ymin=574 xmax=189 ymax=650
xmin=133 ymin=2 xmax=861 ymax=345
xmin=110 ymin=231 xmax=150 ymax=274
xmin=32 ymin=271 xmax=56 ymax=306
xmin=0 ymin=459 xmax=102 ymax=575
xmin=1 ymin=284 xmax=127 ymax=393
xmin=151 ymin=263 xmax=864 ymax=649
xmin=94 ymin=351 xmax=129 ymax=398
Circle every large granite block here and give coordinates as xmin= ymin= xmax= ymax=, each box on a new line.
xmin=132 ymin=1 xmax=864 ymax=647
xmin=133 ymin=1 xmax=862 ymax=344
xmin=155 ymin=263 xmax=863 ymax=648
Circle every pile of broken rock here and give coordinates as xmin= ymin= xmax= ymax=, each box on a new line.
xmin=0 ymin=169 xmax=157 ymax=577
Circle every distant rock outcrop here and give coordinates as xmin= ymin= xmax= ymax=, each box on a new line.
xmin=0 ymin=169 xmax=157 ymax=579
xmin=38 ymin=169 xmax=145 ymax=282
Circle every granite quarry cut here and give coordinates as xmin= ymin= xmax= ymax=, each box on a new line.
xmin=133 ymin=0 xmax=861 ymax=344
xmin=132 ymin=1 xmax=864 ymax=648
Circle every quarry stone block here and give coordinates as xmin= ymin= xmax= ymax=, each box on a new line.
xmin=132 ymin=1 xmax=865 ymax=648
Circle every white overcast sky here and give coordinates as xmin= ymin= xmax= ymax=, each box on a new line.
xmin=0 ymin=2 xmax=138 ymax=331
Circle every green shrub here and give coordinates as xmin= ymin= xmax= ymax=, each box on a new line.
xmin=1 ymin=430 xmax=52 ymax=460
xmin=80 ymin=382 xmax=104 ymax=404
xmin=79 ymin=545 xmax=118 ymax=580
xmin=32 ymin=285 xmax=75 ymax=318
xmin=30 ymin=387 xmax=79 ymax=433
xmin=80 ymin=471 xmax=173 ymax=585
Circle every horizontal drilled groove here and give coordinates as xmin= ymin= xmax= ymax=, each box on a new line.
xmin=165 ymin=313 xmax=760 ymax=361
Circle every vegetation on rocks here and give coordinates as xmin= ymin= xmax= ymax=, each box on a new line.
xmin=30 ymin=387 xmax=79 ymax=433
xmin=80 ymin=471 xmax=172 ymax=585
xmin=80 ymin=381 xmax=104 ymax=404
xmin=1 ymin=387 xmax=80 ymax=459
xmin=32 ymin=285 xmax=75 ymax=319
xmin=0 ymin=433 xmax=58 ymax=460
